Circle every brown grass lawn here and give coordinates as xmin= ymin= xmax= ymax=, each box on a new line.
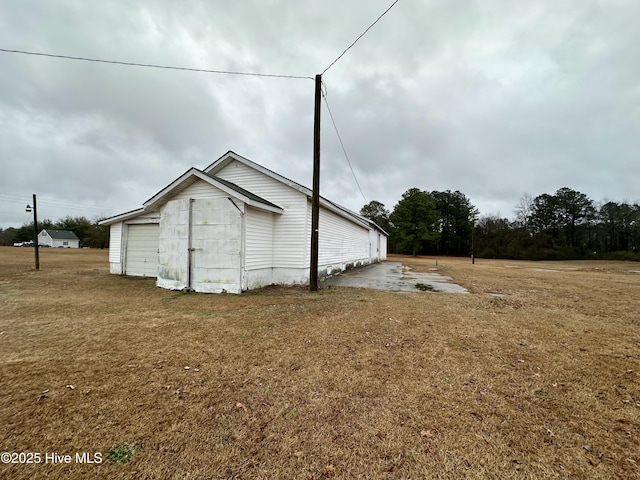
xmin=0 ymin=247 xmax=639 ymax=479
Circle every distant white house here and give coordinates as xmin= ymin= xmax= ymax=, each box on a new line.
xmin=99 ymin=151 xmax=388 ymax=293
xmin=38 ymin=229 xmax=80 ymax=248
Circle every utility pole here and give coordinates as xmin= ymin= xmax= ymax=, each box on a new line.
xmin=27 ymin=194 xmax=40 ymax=270
xmin=309 ymin=74 xmax=322 ymax=291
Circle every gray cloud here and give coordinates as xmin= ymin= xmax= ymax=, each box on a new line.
xmin=1 ymin=0 xmax=639 ymax=228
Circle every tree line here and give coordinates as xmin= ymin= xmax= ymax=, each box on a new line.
xmin=360 ymin=187 xmax=640 ymax=260
xmin=479 ymin=189 xmax=640 ymax=260
xmin=360 ymin=189 xmax=478 ymax=257
xmin=2 ymin=189 xmax=637 ymax=260
xmin=0 ymin=216 xmax=109 ymax=249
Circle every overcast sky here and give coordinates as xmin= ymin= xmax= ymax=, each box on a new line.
xmin=1 ymin=0 xmax=639 ymax=229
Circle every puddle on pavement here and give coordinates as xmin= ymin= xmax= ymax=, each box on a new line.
xmin=322 ymin=262 xmax=469 ymax=293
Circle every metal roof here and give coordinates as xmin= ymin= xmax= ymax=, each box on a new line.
xmin=204 ymin=173 xmax=283 ymax=211
xmin=41 ymin=229 xmax=79 ymax=240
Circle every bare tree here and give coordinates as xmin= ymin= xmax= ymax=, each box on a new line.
xmin=514 ymin=192 xmax=534 ymax=230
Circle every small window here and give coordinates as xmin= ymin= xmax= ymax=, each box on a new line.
xmin=63 ymin=241 xmax=69 ymax=246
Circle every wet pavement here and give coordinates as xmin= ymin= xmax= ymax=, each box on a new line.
xmin=322 ymin=261 xmax=469 ymax=293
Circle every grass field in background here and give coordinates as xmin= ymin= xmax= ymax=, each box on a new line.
xmin=1 ymin=247 xmax=638 ymax=479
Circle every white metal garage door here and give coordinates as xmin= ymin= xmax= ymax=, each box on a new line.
xmin=125 ymin=224 xmax=159 ymax=277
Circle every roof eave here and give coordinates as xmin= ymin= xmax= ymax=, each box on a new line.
xmin=204 ymin=151 xmax=311 ymax=196
xmin=205 ymin=152 xmax=387 ymax=233
xmin=316 ymin=198 xmax=371 ymax=230
xmin=143 ymin=168 xmax=200 ymax=207
xmin=98 ymin=208 xmax=147 ymax=225
xmin=143 ymin=168 xmax=283 ymax=214
xmin=242 ymin=198 xmax=283 ymax=214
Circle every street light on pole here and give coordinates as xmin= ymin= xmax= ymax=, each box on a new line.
xmin=25 ymin=194 xmax=39 ymax=270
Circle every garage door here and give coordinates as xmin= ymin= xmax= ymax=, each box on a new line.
xmin=125 ymin=224 xmax=159 ymax=277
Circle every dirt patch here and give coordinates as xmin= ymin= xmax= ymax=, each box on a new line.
xmin=1 ymin=248 xmax=639 ymax=479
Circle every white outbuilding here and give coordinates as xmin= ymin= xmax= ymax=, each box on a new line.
xmin=38 ymin=229 xmax=80 ymax=248
xmin=100 ymin=151 xmax=387 ymax=293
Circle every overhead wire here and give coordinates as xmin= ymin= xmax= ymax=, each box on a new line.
xmin=2 ymin=1 xmax=401 ymax=79
xmin=0 ymin=192 xmax=106 ymax=208
xmin=0 ymin=48 xmax=314 ymax=80
xmin=2 ymin=3 xmax=402 ymax=213
xmin=316 ymin=1 xmax=401 ymax=203
xmin=321 ymin=0 xmax=400 ymax=75
xmin=321 ymin=81 xmax=367 ymax=204
xmin=0 ymin=193 xmax=115 ymax=216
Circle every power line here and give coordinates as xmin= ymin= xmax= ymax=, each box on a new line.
xmin=322 ymin=0 xmax=400 ymax=75
xmin=321 ymin=82 xmax=367 ymax=204
xmin=0 ymin=194 xmax=115 ymax=215
xmin=0 ymin=192 xmax=106 ymax=208
xmin=0 ymin=48 xmax=314 ymax=81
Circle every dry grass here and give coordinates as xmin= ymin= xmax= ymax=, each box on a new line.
xmin=0 ymin=247 xmax=638 ymax=479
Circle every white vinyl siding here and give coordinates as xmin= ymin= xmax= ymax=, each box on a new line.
xmin=109 ymin=222 xmax=122 ymax=275
xmin=367 ymin=230 xmax=387 ymax=261
xmin=109 ymin=223 xmax=122 ymax=264
xmin=245 ymin=207 xmax=273 ymax=271
xmin=125 ymin=224 xmax=159 ymax=277
xmin=216 ymin=160 xmax=307 ymax=269
xmin=316 ymin=204 xmax=370 ymax=267
xmin=170 ymin=179 xmax=228 ymax=201
xmin=38 ymin=231 xmax=51 ymax=247
xmin=126 ymin=212 xmax=161 ymax=224
xmin=52 ymin=239 xmax=79 ymax=248
xmin=369 ymin=229 xmax=377 ymax=261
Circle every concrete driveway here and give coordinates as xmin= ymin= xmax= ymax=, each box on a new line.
xmin=321 ymin=261 xmax=468 ymax=293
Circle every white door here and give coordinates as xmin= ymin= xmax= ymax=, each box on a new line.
xmin=156 ymin=198 xmax=243 ymax=293
xmin=191 ymin=198 xmax=243 ymax=293
xmin=125 ymin=224 xmax=159 ymax=277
